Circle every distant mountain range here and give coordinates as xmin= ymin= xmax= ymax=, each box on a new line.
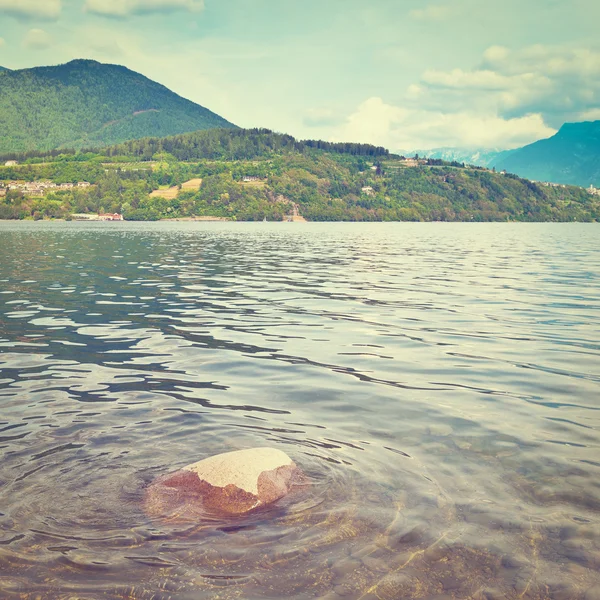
xmin=492 ymin=121 xmax=600 ymax=187
xmin=412 ymin=147 xmax=512 ymax=168
xmin=0 ymin=59 xmax=236 ymax=153
xmin=415 ymin=121 xmax=600 ymax=188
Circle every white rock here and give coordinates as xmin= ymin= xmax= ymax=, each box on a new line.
xmin=145 ymin=447 xmax=305 ymax=518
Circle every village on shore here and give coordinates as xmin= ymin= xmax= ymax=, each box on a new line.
xmin=1 ymin=156 xmax=598 ymax=222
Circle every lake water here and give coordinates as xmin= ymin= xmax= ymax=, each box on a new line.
xmin=0 ymin=221 xmax=599 ymax=600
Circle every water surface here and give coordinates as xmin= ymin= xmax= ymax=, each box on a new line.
xmin=1 ymin=222 xmax=599 ymax=599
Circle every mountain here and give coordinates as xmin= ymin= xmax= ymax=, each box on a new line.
xmin=0 ymin=67 xmax=9 ymax=72
xmin=493 ymin=121 xmax=600 ymax=187
xmin=410 ymin=147 xmax=513 ymax=168
xmin=0 ymin=59 xmax=236 ymax=154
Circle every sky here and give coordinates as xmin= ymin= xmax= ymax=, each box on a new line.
xmin=0 ymin=0 xmax=599 ymax=151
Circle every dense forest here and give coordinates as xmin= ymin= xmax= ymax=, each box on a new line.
xmin=0 ymin=128 xmax=598 ymax=222
xmin=0 ymin=59 xmax=236 ymax=153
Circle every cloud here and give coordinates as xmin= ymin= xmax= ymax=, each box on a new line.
xmin=579 ymin=108 xmax=600 ymax=121
xmin=409 ymin=4 xmax=452 ymax=20
xmin=308 ymin=45 xmax=591 ymax=150
xmin=481 ymin=44 xmax=600 ymax=78
xmin=84 ymin=0 xmax=204 ymax=18
xmin=0 ymin=0 xmax=61 ymax=20
xmin=483 ymin=45 xmax=510 ymax=64
xmin=421 ymin=68 xmax=548 ymax=92
xmin=410 ymin=44 xmax=600 ymax=129
xmin=330 ymin=97 xmax=555 ymax=151
xmin=303 ymin=107 xmax=345 ymax=128
xmin=0 ymin=37 xmax=5 ymax=47
xmin=23 ymin=28 xmax=53 ymax=49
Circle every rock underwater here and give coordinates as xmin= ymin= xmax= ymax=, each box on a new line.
xmin=145 ymin=447 xmax=307 ymax=519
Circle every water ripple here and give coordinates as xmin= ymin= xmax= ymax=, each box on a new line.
xmin=0 ymin=221 xmax=599 ymax=599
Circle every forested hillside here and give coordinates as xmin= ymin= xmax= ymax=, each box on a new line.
xmin=0 ymin=129 xmax=597 ymax=222
xmin=0 ymin=59 xmax=236 ymax=153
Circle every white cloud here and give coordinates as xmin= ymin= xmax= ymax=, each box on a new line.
xmin=23 ymin=28 xmax=53 ymax=49
xmin=579 ymin=108 xmax=600 ymax=121
xmin=423 ymin=68 xmax=516 ymax=90
xmin=301 ymin=43 xmax=600 ymax=150
xmin=303 ymin=107 xmax=345 ymax=128
xmin=331 ymin=97 xmax=555 ymax=151
xmin=0 ymin=0 xmax=61 ymax=20
xmin=410 ymin=4 xmax=452 ymax=20
xmin=415 ymin=44 xmax=600 ymax=128
xmin=84 ymin=0 xmax=204 ymax=18
xmin=481 ymin=45 xmax=600 ymax=78
xmin=483 ymin=45 xmax=510 ymax=64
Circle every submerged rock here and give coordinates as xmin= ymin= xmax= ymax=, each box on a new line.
xmin=145 ymin=447 xmax=305 ymax=518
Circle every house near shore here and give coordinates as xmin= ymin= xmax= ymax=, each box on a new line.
xmin=71 ymin=213 xmax=124 ymax=221
xmin=71 ymin=214 xmax=98 ymax=220
xmin=4 ymin=160 xmax=18 ymax=167
xmin=22 ymin=183 xmax=45 ymax=196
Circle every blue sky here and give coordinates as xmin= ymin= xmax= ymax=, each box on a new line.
xmin=0 ymin=0 xmax=598 ymax=150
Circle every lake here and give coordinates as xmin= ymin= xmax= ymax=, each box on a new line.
xmin=0 ymin=221 xmax=599 ymax=600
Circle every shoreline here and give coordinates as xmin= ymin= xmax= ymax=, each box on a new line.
xmin=159 ymin=216 xmax=232 ymax=222
xmin=0 ymin=219 xmax=596 ymax=224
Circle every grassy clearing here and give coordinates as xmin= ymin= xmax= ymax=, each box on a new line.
xmin=149 ymin=178 xmax=203 ymax=199
xmin=149 ymin=185 xmax=178 ymax=199
xmin=181 ymin=178 xmax=203 ymax=190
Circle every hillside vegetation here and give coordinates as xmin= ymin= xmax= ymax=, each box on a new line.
xmin=0 ymin=129 xmax=598 ymax=222
xmin=0 ymin=59 xmax=236 ymax=153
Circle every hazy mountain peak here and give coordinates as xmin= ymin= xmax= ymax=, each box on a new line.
xmin=410 ymin=147 xmax=511 ymax=168
xmin=492 ymin=120 xmax=600 ymax=186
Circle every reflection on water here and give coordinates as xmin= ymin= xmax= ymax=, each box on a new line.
xmin=0 ymin=221 xmax=599 ymax=599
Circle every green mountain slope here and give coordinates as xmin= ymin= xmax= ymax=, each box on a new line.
xmin=0 ymin=59 xmax=236 ymax=153
xmin=1 ymin=129 xmax=597 ymax=222
xmin=493 ymin=121 xmax=600 ymax=187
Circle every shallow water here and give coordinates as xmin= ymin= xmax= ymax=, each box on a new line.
xmin=0 ymin=221 xmax=599 ymax=600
